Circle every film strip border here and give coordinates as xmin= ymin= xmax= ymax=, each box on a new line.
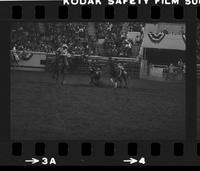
xmin=10 ymin=5 xmax=186 ymax=20
xmin=0 ymin=1 xmax=198 ymax=20
xmin=0 ymin=1 xmax=199 ymax=166
xmin=1 ymin=141 xmax=199 ymax=165
xmin=10 ymin=142 xmax=200 ymax=157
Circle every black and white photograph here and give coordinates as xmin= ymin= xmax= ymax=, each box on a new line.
xmin=196 ymin=23 xmax=200 ymax=139
xmin=11 ymin=22 xmax=186 ymax=140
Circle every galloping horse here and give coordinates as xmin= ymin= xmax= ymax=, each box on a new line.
xmin=51 ymin=44 xmax=72 ymax=87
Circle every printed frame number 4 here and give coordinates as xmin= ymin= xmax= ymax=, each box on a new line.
xmin=123 ymin=157 xmax=146 ymax=165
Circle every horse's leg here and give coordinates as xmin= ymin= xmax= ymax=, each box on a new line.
xmin=89 ymin=75 xmax=92 ymax=85
xmin=180 ymin=70 xmax=184 ymax=80
xmin=123 ymin=75 xmax=128 ymax=88
xmin=61 ymin=72 xmax=66 ymax=85
xmin=119 ymin=78 xmax=122 ymax=88
xmin=116 ymin=77 xmax=121 ymax=88
xmin=52 ymin=70 xmax=56 ymax=79
xmin=52 ymin=66 xmax=56 ymax=79
xmin=114 ymin=80 xmax=118 ymax=88
xmin=95 ymin=74 xmax=101 ymax=86
xmin=52 ymin=63 xmax=57 ymax=79
xmin=113 ymin=78 xmax=118 ymax=88
xmin=60 ymin=65 xmax=67 ymax=86
xmin=55 ymin=70 xmax=62 ymax=88
xmin=110 ymin=77 xmax=114 ymax=86
xmin=90 ymin=74 xmax=95 ymax=85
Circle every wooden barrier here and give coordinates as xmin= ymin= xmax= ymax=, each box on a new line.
xmin=46 ymin=54 xmax=141 ymax=79
xmin=11 ymin=50 xmax=141 ymax=79
xmin=11 ymin=50 xmax=47 ymax=71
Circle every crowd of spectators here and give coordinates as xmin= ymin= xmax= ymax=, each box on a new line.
xmin=11 ymin=22 xmax=144 ymax=57
xmin=11 ymin=23 xmax=89 ymax=55
xmin=95 ymin=22 xmax=143 ymax=57
xmin=128 ymin=22 xmax=144 ymax=33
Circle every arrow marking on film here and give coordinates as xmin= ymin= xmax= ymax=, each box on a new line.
xmin=25 ymin=158 xmax=39 ymax=164
xmin=123 ymin=158 xmax=138 ymax=164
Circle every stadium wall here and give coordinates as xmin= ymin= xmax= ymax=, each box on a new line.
xmin=11 ymin=52 xmax=46 ymax=71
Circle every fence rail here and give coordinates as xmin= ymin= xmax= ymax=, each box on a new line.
xmin=11 ymin=50 xmax=139 ymax=62
xmin=11 ymin=50 xmax=141 ymax=78
xmin=46 ymin=54 xmax=140 ymax=79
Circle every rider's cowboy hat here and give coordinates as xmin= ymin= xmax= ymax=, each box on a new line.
xmin=62 ymin=44 xmax=68 ymax=48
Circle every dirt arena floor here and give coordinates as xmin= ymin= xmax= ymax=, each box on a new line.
xmin=11 ymin=70 xmax=185 ymax=140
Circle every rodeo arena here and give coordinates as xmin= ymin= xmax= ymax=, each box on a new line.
xmin=11 ymin=22 xmax=186 ymax=140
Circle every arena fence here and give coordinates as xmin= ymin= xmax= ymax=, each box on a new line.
xmin=46 ymin=54 xmax=141 ymax=79
xmin=11 ymin=50 xmax=47 ymax=71
xmin=10 ymin=50 xmax=141 ymax=79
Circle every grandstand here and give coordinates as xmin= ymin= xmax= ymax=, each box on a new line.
xmin=11 ymin=22 xmax=143 ymax=56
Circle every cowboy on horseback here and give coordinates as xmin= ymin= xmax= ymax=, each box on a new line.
xmin=52 ymin=44 xmax=71 ymax=87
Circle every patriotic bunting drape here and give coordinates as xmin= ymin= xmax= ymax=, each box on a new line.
xmin=147 ymin=32 xmax=166 ymax=43
xmin=12 ymin=50 xmax=33 ymax=62
xmin=148 ymin=32 xmax=186 ymax=45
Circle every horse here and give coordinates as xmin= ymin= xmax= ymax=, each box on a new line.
xmin=51 ymin=53 xmax=71 ymax=87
